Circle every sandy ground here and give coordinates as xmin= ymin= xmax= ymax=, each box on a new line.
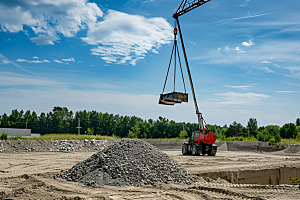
xmin=1 ymin=150 xmax=300 ymax=200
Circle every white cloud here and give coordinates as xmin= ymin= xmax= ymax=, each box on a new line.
xmin=17 ymin=59 xmax=27 ymax=62
xmin=212 ymin=12 xmax=270 ymax=25
xmin=242 ymin=40 xmax=254 ymax=47
xmin=276 ymin=91 xmax=298 ymax=93
xmin=54 ymin=60 xmax=63 ymax=64
xmin=33 ymin=56 xmax=39 ymax=59
xmin=3 ymin=60 xmax=9 ymax=64
xmin=194 ymin=41 xmax=300 ymax=68
xmin=30 ymin=35 xmax=59 ymax=45
xmin=225 ymin=46 xmax=230 ymax=51
xmin=235 ymin=46 xmax=245 ymax=53
xmin=261 ymin=60 xmax=271 ymax=64
xmin=240 ymin=0 xmax=251 ymax=7
xmin=225 ymin=85 xmax=251 ymax=90
xmin=16 ymin=58 xmax=50 ymax=64
xmin=82 ymin=10 xmax=173 ymax=65
xmin=214 ymin=92 xmax=270 ymax=105
xmin=217 ymin=48 xmax=221 ymax=51
xmin=62 ymin=58 xmax=75 ymax=62
xmin=252 ymin=66 xmax=275 ymax=73
xmin=0 ymin=0 xmax=103 ymax=45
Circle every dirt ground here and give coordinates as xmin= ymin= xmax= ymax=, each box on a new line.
xmin=1 ymin=148 xmax=300 ymax=200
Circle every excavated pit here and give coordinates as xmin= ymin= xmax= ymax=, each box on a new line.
xmin=199 ymin=166 xmax=300 ymax=185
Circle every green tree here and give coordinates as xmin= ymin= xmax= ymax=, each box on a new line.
xmin=296 ymin=118 xmax=300 ymax=126
xmin=280 ymin=123 xmax=298 ymax=139
xmin=247 ymin=118 xmax=258 ymax=137
xmin=179 ymin=130 xmax=188 ymax=139
xmin=225 ymin=121 xmax=243 ymax=137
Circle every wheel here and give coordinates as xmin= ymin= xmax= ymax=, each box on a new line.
xmin=208 ymin=150 xmax=216 ymax=156
xmin=182 ymin=145 xmax=187 ymax=155
xmin=192 ymin=145 xmax=198 ymax=156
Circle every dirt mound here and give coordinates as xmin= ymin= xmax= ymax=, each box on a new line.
xmin=55 ymin=139 xmax=197 ymax=187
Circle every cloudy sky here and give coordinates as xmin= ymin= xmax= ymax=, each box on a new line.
xmin=0 ymin=0 xmax=299 ymax=127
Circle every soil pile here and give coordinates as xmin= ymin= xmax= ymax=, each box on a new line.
xmin=55 ymin=139 xmax=197 ymax=186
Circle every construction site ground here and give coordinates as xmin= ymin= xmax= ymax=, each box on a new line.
xmin=1 ymin=140 xmax=300 ymax=200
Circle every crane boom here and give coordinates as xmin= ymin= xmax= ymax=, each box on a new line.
xmin=173 ymin=0 xmax=211 ymax=131
xmin=173 ymin=0 xmax=211 ymax=18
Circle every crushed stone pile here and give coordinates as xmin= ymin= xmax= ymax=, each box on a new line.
xmin=55 ymin=139 xmax=198 ymax=186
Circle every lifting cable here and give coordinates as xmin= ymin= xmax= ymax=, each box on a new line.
xmin=161 ymin=23 xmax=187 ymax=94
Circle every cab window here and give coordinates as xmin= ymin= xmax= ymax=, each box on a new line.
xmin=195 ymin=132 xmax=199 ymax=138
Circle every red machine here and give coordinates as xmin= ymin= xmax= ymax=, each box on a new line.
xmin=159 ymin=0 xmax=217 ymax=156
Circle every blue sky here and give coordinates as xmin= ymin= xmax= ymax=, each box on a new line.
xmin=0 ymin=0 xmax=299 ymax=127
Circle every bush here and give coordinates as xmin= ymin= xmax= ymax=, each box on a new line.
xmin=127 ymin=130 xmax=137 ymax=138
xmin=85 ymin=128 xmax=94 ymax=135
xmin=269 ymin=138 xmax=276 ymax=145
xmin=1 ymin=132 xmax=8 ymax=140
xmin=9 ymin=136 xmax=22 ymax=140
xmin=179 ymin=130 xmax=188 ymax=139
xmin=274 ymin=133 xmax=281 ymax=143
xmin=257 ymin=132 xmax=264 ymax=141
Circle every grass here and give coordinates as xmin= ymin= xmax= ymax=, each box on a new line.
xmin=11 ymin=134 xmax=120 ymax=141
xmin=281 ymin=138 xmax=300 ymax=145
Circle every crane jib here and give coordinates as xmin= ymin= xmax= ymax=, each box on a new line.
xmin=173 ymin=0 xmax=211 ymax=18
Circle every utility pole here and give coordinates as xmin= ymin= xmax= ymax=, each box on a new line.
xmin=26 ymin=121 xmax=28 ymax=129
xmin=77 ymin=118 xmax=82 ymax=135
xmin=183 ymin=122 xmax=185 ymax=131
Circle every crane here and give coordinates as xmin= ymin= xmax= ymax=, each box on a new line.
xmin=159 ymin=0 xmax=217 ymax=156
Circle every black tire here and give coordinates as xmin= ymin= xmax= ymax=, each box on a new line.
xmin=182 ymin=145 xmax=187 ymax=155
xmin=208 ymin=150 xmax=216 ymax=156
xmin=192 ymin=145 xmax=198 ymax=156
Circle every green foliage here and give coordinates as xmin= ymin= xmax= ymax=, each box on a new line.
xmin=265 ymin=125 xmax=280 ymax=136
xmin=85 ymin=128 xmax=94 ymax=135
xmin=274 ymin=133 xmax=281 ymax=143
xmin=127 ymin=130 xmax=137 ymax=138
xmin=280 ymin=123 xmax=298 ymax=139
xmin=296 ymin=118 xmax=300 ymax=126
xmin=1 ymin=131 xmax=8 ymax=140
xmin=269 ymin=138 xmax=276 ymax=145
xmin=257 ymin=132 xmax=264 ymax=141
xmin=247 ymin=118 xmax=258 ymax=137
xmin=289 ymin=176 xmax=300 ymax=185
xmin=9 ymin=136 xmax=23 ymax=140
xmin=225 ymin=121 xmax=243 ymax=137
xmin=179 ymin=130 xmax=188 ymax=139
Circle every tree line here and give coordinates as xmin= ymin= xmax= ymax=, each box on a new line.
xmin=0 ymin=107 xmax=299 ymax=140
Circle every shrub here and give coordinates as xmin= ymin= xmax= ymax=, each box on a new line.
xmin=127 ymin=130 xmax=137 ymax=138
xmin=10 ymin=136 xmax=22 ymax=140
xmin=85 ymin=128 xmax=94 ymax=135
xmin=179 ymin=130 xmax=188 ymax=139
xmin=1 ymin=132 xmax=8 ymax=140
xmin=257 ymin=132 xmax=264 ymax=141
xmin=274 ymin=133 xmax=281 ymax=143
xmin=269 ymin=138 xmax=276 ymax=145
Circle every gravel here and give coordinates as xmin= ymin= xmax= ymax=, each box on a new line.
xmin=0 ymin=139 xmax=111 ymax=152
xmin=55 ymin=139 xmax=198 ymax=186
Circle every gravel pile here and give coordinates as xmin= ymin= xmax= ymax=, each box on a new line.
xmin=0 ymin=139 xmax=110 ymax=152
xmin=55 ymin=139 xmax=197 ymax=186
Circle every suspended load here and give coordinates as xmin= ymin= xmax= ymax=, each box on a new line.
xmin=159 ymin=92 xmax=188 ymax=105
xmin=159 ymin=28 xmax=188 ymax=106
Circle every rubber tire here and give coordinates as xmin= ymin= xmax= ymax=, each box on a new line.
xmin=182 ymin=145 xmax=187 ymax=155
xmin=192 ymin=145 xmax=198 ymax=156
xmin=208 ymin=150 xmax=216 ymax=156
